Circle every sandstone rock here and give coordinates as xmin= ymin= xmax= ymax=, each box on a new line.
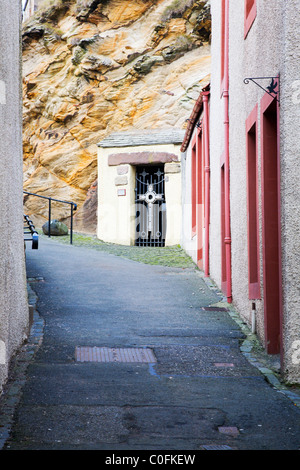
xmin=23 ymin=0 xmax=211 ymax=232
xmin=73 ymin=179 xmax=98 ymax=233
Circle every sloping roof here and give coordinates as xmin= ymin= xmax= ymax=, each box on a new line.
xmin=98 ymin=128 xmax=186 ymax=148
xmin=180 ymin=83 xmax=210 ymax=153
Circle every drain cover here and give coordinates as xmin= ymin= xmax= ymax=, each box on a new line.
xmin=75 ymin=346 xmax=157 ymax=363
xmin=214 ymin=363 xmax=235 ymax=367
xmin=201 ymin=445 xmax=233 ymax=450
xmin=202 ymin=307 xmax=228 ymax=311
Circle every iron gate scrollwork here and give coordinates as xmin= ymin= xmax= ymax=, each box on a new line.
xmin=135 ymin=166 xmax=166 ymax=247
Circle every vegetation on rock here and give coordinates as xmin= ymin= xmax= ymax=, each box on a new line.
xmin=23 ymin=0 xmax=211 ymax=232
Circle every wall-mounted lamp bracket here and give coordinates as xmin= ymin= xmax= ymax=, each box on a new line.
xmin=243 ymin=76 xmax=280 ymax=103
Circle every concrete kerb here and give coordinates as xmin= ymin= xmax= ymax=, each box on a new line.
xmin=0 ymin=282 xmax=45 ymax=449
xmin=199 ymin=271 xmax=300 ymax=409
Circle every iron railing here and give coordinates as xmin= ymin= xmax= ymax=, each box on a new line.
xmin=23 ymin=191 xmax=77 ymax=244
xmin=24 ymin=214 xmax=38 ymax=249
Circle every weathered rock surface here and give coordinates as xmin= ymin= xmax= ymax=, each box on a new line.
xmin=42 ymin=219 xmax=69 ymax=235
xmin=23 ymin=0 xmax=211 ymax=231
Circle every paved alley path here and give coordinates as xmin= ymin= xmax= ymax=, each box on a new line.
xmin=1 ymin=237 xmax=300 ymax=451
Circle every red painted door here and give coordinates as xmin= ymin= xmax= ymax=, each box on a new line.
xmin=261 ymin=96 xmax=282 ymax=355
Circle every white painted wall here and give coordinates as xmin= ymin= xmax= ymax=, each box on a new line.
xmin=180 ymin=144 xmax=197 ymax=263
xmin=209 ymin=0 xmax=300 ymax=383
xmin=0 ymin=0 xmax=29 ymax=392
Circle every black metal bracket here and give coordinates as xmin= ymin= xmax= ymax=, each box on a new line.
xmin=243 ymin=76 xmax=280 ymax=103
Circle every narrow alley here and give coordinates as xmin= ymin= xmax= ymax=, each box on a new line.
xmin=1 ymin=237 xmax=299 ymax=452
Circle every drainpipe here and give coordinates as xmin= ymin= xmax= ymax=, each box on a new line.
xmin=223 ymin=0 xmax=232 ymax=303
xmin=203 ymin=91 xmax=210 ymax=277
xmin=251 ymin=302 xmax=256 ymax=334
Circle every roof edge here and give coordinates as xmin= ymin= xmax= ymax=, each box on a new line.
xmin=180 ymin=83 xmax=210 ymax=153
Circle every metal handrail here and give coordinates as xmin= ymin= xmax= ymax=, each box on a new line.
xmin=24 ymin=214 xmax=38 ymax=249
xmin=23 ymin=191 xmax=77 ymax=244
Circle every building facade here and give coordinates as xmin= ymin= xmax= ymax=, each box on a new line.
xmin=181 ymin=84 xmax=210 ymax=275
xmin=181 ymin=0 xmax=300 ymax=384
xmin=0 ymin=1 xmax=30 ymax=392
xmin=22 ymin=0 xmax=40 ymax=22
xmin=97 ymin=129 xmax=184 ymax=247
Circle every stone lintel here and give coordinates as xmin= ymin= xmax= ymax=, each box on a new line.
xmin=108 ymin=151 xmax=179 ymax=166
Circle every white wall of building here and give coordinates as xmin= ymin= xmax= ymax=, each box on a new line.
xmin=180 ymin=145 xmax=197 ymax=263
xmin=0 ymin=0 xmax=30 ymax=391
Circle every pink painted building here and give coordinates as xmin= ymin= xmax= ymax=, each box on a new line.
xmin=181 ymin=0 xmax=300 ymax=384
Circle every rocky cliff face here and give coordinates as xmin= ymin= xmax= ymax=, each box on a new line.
xmin=22 ymin=0 xmax=211 ymax=232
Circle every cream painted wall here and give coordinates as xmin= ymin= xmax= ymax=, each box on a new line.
xmin=97 ymin=143 xmax=182 ymax=246
xmin=164 ymin=161 xmax=182 ymax=246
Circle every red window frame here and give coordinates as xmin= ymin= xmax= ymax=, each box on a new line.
xmin=246 ymin=104 xmax=260 ymax=299
xmin=244 ymin=0 xmax=257 ymax=38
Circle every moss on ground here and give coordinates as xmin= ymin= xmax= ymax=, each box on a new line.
xmin=39 ymin=231 xmax=197 ymax=269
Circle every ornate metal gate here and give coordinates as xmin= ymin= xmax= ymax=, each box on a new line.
xmin=135 ymin=166 xmax=166 ymax=246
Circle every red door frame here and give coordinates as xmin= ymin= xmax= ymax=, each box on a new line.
xmin=260 ymin=89 xmax=282 ymax=355
xmin=196 ymin=128 xmax=204 ymax=270
xmin=203 ymin=91 xmax=210 ymax=277
xmin=246 ymin=104 xmax=261 ymax=299
xmin=220 ymin=155 xmax=227 ymax=295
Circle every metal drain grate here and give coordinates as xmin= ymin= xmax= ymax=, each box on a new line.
xmin=202 ymin=307 xmax=228 ymax=311
xmin=75 ymin=346 xmax=157 ymax=363
xmin=201 ymin=445 xmax=233 ymax=450
xmin=214 ymin=362 xmax=235 ymax=367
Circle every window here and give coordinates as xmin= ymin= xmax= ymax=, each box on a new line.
xmin=244 ymin=0 xmax=257 ymax=38
xmin=246 ymin=105 xmax=260 ymax=299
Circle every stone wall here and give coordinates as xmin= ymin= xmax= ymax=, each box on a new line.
xmin=0 ymin=1 xmax=29 ymax=392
